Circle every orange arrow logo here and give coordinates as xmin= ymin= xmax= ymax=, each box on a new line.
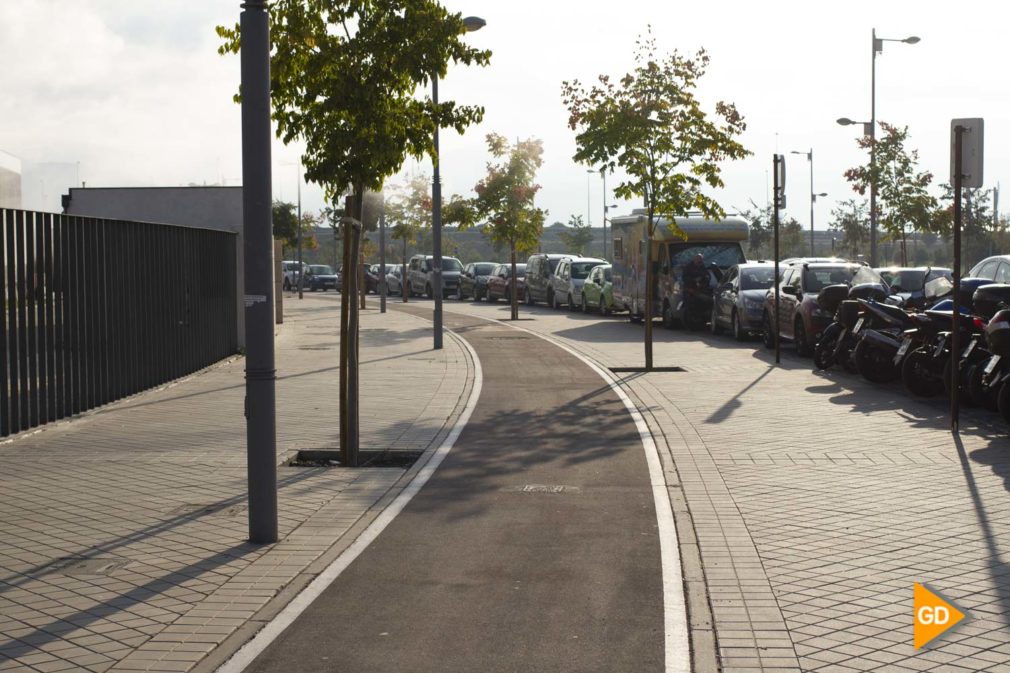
xmin=914 ymin=583 xmax=966 ymax=649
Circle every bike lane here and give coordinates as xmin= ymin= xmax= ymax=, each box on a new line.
xmin=239 ymin=309 xmax=669 ymax=673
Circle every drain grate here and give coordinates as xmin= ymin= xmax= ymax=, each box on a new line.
xmin=40 ymin=557 xmax=131 ymax=577
xmin=502 ymin=484 xmax=581 ymax=494
xmin=169 ymin=503 xmax=248 ymax=517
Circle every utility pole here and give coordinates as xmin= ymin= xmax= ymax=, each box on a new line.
xmin=379 ymin=194 xmax=387 ymax=313
xmin=601 ymin=168 xmax=608 ymax=260
xmin=431 ymin=74 xmax=444 ymax=350
xmin=239 ymin=0 xmax=277 ymax=544
xmin=296 ymin=163 xmax=303 ymax=299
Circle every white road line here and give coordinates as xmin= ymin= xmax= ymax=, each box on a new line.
xmin=449 ymin=310 xmax=690 ymax=673
xmin=214 ymin=330 xmax=483 ymax=673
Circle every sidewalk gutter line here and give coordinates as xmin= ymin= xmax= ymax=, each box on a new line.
xmin=212 ymin=329 xmax=483 ymax=673
xmin=445 ymin=311 xmax=690 ymax=673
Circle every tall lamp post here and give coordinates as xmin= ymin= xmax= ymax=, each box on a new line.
xmin=591 ymin=168 xmax=615 ymax=260
xmin=841 ymin=30 xmax=920 ymax=268
xmin=431 ymin=15 xmax=485 ymax=350
xmin=790 ymin=148 xmax=826 ymax=256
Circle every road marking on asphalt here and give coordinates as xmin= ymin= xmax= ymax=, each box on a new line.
xmin=213 ymin=330 xmax=483 ymax=673
xmin=453 ymin=311 xmax=690 ymax=673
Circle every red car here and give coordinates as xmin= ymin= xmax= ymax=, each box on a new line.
xmin=486 ymin=263 xmax=526 ymax=303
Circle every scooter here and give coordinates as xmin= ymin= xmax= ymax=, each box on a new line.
xmin=851 ymin=299 xmax=918 ymax=384
xmin=961 ymin=284 xmax=1010 ymax=410
xmin=813 ymin=282 xmax=889 ymax=373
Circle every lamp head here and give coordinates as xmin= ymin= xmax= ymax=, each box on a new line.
xmin=462 ymin=16 xmax=486 ymax=32
xmin=903 ymin=36 xmax=921 ymax=44
xmin=837 ymin=117 xmax=855 ymax=126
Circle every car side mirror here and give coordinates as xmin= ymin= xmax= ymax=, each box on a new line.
xmin=781 ymin=286 xmax=796 ymax=296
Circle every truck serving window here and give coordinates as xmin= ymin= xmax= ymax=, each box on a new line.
xmin=669 ymin=243 xmax=745 ymax=273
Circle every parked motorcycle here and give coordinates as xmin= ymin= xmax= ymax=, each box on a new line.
xmin=852 ymin=299 xmax=918 ymax=384
xmin=898 ymin=302 xmax=970 ymax=397
xmin=813 ymin=282 xmax=888 ymax=373
xmin=961 ymin=284 xmax=1010 ymax=411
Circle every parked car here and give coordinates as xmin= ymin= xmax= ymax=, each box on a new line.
xmin=549 ymin=257 xmax=606 ymax=310
xmin=524 ymin=253 xmax=575 ymax=306
xmin=459 ymin=262 xmax=497 ymax=300
xmin=761 ymin=262 xmax=887 ymax=356
xmin=486 ymin=263 xmax=526 ymax=303
xmin=581 ymin=264 xmax=615 ymax=315
xmin=875 ymin=266 xmax=953 ymax=309
xmin=385 ymin=264 xmax=406 ymax=296
xmin=281 ymin=260 xmax=307 ymax=291
xmin=966 ymin=255 xmax=1010 ymax=284
xmin=406 ymin=254 xmax=464 ymax=298
xmin=304 ymin=264 xmax=339 ymax=292
xmin=710 ymin=262 xmax=775 ymax=341
xmin=365 ymin=264 xmax=384 ymax=294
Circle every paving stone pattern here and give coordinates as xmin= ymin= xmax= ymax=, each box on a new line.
xmin=441 ymin=301 xmax=1010 ymax=673
xmin=0 ymin=296 xmax=473 ymax=673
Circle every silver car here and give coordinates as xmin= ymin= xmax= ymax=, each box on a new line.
xmin=385 ymin=264 xmax=406 ymax=296
xmin=549 ymin=257 xmax=607 ymax=310
xmin=710 ymin=262 xmax=775 ymax=341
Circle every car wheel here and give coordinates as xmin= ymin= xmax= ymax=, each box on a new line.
xmin=732 ymin=310 xmax=746 ymax=342
xmin=794 ymin=318 xmax=809 ymax=357
xmin=549 ymin=290 xmax=557 ymax=309
xmin=505 ymin=288 xmax=512 ymax=303
xmin=283 ymin=278 xmax=291 ymax=291
xmin=600 ymin=295 xmax=609 ymax=317
xmin=567 ymin=293 xmax=576 ymax=312
xmin=310 ymin=285 xmax=317 ymax=293
xmin=425 ymin=283 xmax=433 ymax=299
xmin=710 ymin=305 xmax=723 ymax=335
xmin=525 ymin=290 xmax=534 ymax=306
xmin=762 ymin=312 xmax=775 ymax=350
xmin=581 ymin=293 xmax=588 ymax=313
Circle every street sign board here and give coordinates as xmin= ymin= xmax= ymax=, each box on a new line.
xmin=774 ymin=154 xmax=786 ymax=209
xmin=951 ymin=119 xmax=984 ymax=189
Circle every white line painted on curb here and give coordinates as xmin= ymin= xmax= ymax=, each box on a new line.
xmin=214 ymin=330 xmax=483 ymax=673
xmin=445 ymin=310 xmax=690 ymax=673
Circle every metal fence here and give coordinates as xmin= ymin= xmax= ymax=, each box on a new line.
xmin=1 ymin=210 xmax=238 ymax=438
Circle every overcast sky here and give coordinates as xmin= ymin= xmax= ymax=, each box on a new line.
xmin=2 ymin=0 xmax=1007 ymax=232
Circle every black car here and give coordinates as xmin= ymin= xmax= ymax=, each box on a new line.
xmin=305 ymin=264 xmax=339 ymax=292
xmin=459 ymin=262 xmax=498 ymax=300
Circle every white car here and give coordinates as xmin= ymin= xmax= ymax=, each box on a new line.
xmin=549 ymin=257 xmax=607 ymax=310
xmin=281 ymin=260 xmax=308 ymax=291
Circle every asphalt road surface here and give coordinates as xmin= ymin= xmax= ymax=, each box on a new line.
xmin=245 ymin=308 xmax=665 ymax=673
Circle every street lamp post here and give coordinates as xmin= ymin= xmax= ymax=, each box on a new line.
xmin=431 ymin=15 xmax=485 ymax=350
xmin=585 ymin=169 xmax=593 ymax=233
xmin=850 ymin=30 xmax=921 ymax=268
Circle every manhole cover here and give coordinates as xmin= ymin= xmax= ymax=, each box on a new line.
xmin=169 ymin=503 xmax=248 ymax=517
xmin=502 ymin=484 xmax=580 ymax=494
xmin=40 ymin=557 xmax=131 ymax=576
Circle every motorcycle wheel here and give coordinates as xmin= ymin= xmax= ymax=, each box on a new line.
xmin=813 ymin=333 xmax=837 ymax=370
xmin=968 ymin=362 xmax=999 ymax=411
xmin=854 ymin=337 xmax=898 ymax=384
xmin=997 ymin=379 xmax=1010 ymax=424
xmin=901 ymin=348 xmax=943 ymax=397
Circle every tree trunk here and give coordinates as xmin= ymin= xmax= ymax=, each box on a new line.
xmin=339 ymin=216 xmax=351 ymax=465
xmin=510 ymin=242 xmax=518 ymax=321
xmin=901 ymin=225 xmax=908 ymax=266
xmin=340 ymin=186 xmax=364 ymax=468
xmin=644 ymin=206 xmax=654 ymax=371
xmin=402 ymin=238 xmax=408 ymax=303
xmin=359 ymin=249 xmax=367 ymax=310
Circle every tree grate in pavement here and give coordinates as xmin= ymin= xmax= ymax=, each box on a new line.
xmin=288 ymin=448 xmax=423 ymax=468
xmin=36 ymin=556 xmax=132 ymax=577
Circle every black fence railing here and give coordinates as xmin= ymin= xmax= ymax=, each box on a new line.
xmin=1 ymin=210 xmax=238 ymax=438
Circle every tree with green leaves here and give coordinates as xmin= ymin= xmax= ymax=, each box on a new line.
xmin=844 ymin=123 xmax=938 ymax=266
xmin=558 ymin=214 xmax=594 ymax=255
xmin=466 ymin=134 xmax=546 ymax=320
xmin=562 ymin=29 xmax=749 ymax=369
xmin=218 ymin=1 xmax=490 ymax=466
xmin=828 ymin=199 xmax=869 ymax=261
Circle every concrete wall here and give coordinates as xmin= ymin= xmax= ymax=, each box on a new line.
xmin=63 ymin=186 xmax=246 ymax=347
xmin=0 ymin=151 xmax=22 ymax=209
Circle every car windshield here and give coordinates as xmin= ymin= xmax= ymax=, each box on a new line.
xmin=514 ymin=264 xmax=527 ymax=278
xmin=739 ymin=267 xmax=775 ymax=290
xmin=310 ymin=265 xmax=334 ymax=275
xmin=883 ymin=270 xmax=926 ymax=291
xmin=802 ymin=265 xmax=882 ymax=292
xmin=670 ymin=243 xmax=746 ymax=271
xmin=440 ymin=258 xmax=463 ymax=272
xmin=548 ymin=258 xmax=562 ymax=273
xmin=570 ymin=262 xmax=601 ymax=279
xmin=474 ymin=263 xmax=496 ymax=275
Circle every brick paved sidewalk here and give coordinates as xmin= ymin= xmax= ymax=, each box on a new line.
xmin=0 ymin=295 xmax=475 ymax=673
xmin=440 ymin=301 xmax=1010 ymax=673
